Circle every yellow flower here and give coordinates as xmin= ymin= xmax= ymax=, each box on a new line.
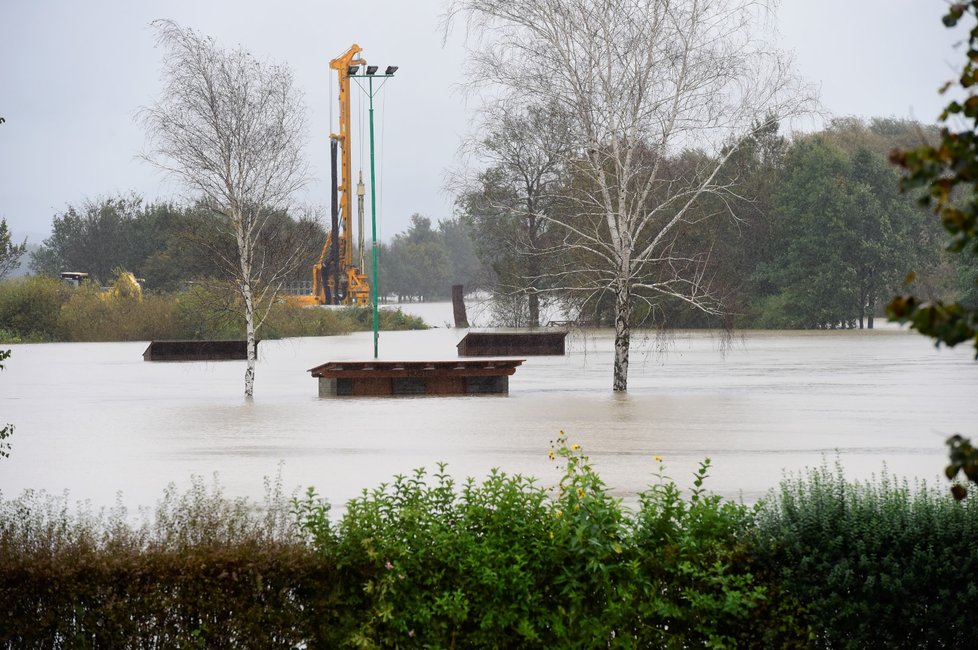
xmin=571 ymin=443 xmax=580 ymax=451
xmin=555 ymin=509 xmax=563 ymax=519
xmin=548 ymin=450 xmax=555 ymax=461
xmin=549 ymin=531 xmax=554 ymax=540
xmin=654 ymin=455 xmax=663 ymax=462
xmin=577 ymin=487 xmax=585 ymax=498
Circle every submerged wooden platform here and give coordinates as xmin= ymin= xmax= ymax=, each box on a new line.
xmin=143 ymin=340 xmax=255 ymax=362
xmin=456 ymin=331 xmax=567 ymax=357
xmin=309 ymin=359 xmax=525 ymax=397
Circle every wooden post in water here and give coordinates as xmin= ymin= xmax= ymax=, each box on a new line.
xmin=452 ymin=284 xmax=469 ymax=328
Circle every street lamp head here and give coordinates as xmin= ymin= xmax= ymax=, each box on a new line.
xmin=366 ymin=65 xmax=379 ymax=75
xmin=385 ymin=65 xmax=398 ymax=75
xmin=347 ymin=65 xmax=360 ymax=76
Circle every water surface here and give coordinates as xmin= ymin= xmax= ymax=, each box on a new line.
xmin=2 ymin=309 xmax=974 ymax=514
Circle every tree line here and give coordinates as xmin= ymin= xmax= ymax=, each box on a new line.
xmin=20 ymin=196 xmax=488 ymax=302
xmin=18 ymin=115 xmax=961 ymax=331
xmin=26 ymin=195 xmax=325 ymax=293
xmin=455 ymin=116 xmax=959 ymax=331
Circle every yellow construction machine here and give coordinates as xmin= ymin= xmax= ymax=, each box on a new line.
xmin=293 ymin=44 xmax=371 ymax=306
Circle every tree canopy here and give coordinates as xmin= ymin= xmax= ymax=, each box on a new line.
xmin=0 ymin=219 xmax=26 ymax=281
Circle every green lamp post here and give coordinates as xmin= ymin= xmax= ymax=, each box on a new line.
xmin=349 ymin=63 xmax=397 ymax=359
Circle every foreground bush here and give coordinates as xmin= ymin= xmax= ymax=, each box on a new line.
xmin=295 ymin=436 xmax=767 ymax=648
xmin=750 ymin=462 xmax=978 ymax=649
xmin=3 ymin=443 xmax=977 ymax=647
xmin=0 ymin=476 xmax=340 ymax=649
xmin=0 ymin=278 xmax=426 ymax=343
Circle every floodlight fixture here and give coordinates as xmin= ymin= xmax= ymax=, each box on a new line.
xmin=347 ymin=65 xmax=360 ymax=76
xmin=385 ymin=65 xmax=398 ymax=75
xmin=366 ymin=65 xmax=379 ymax=75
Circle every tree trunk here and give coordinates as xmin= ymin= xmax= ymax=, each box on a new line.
xmin=452 ymin=284 xmax=469 ymax=328
xmin=528 ymin=292 xmax=540 ymax=328
xmin=525 ymin=223 xmax=541 ymax=327
xmin=244 ymin=279 xmax=256 ymax=398
xmin=613 ymin=281 xmax=632 ymax=392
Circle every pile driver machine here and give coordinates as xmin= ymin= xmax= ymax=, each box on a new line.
xmin=295 ymin=44 xmax=387 ymax=306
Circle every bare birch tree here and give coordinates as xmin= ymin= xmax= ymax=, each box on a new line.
xmin=447 ymin=0 xmax=813 ymax=391
xmin=140 ymin=20 xmax=310 ymax=397
xmin=453 ymin=102 xmax=572 ymax=326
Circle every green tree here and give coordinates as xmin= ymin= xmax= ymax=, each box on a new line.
xmin=758 ymin=137 xmax=860 ymax=327
xmin=135 ymin=203 xmax=227 ymax=292
xmin=759 ymin=137 xmax=922 ymax=328
xmin=382 ymin=215 xmax=452 ymax=301
xmin=0 ymin=218 xmax=27 ymax=280
xmin=711 ymin=118 xmax=789 ymax=327
xmin=849 ymin=149 xmax=923 ymax=327
xmin=888 ymin=1 xmax=978 ymax=498
xmin=824 ymin=116 xmax=939 ymax=161
xmin=30 ymin=195 xmax=149 ymax=284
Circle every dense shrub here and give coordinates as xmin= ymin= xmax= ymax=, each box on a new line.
xmin=0 ymin=276 xmax=71 ymax=340
xmin=4 ymin=443 xmax=977 ymax=647
xmin=344 ymin=304 xmax=429 ymax=332
xmin=59 ymin=285 xmax=182 ymax=342
xmin=295 ymin=436 xmax=764 ymax=648
xmin=262 ymin=304 xmax=425 ymax=338
xmin=0 ymin=278 xmax=426 ymax=343
xmin=631 ymin=459 xmax=809 ymax=648
xmin=750 ymin=462 xmax=978 ymax=649
xmin=0 ymin=476 xmax=340 ymax=649
xmin=171 ymin=284 xmax=248 ymax=341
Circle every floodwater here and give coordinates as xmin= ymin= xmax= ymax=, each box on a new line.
xmin=1 ymin=302 xmax=976 ymax=516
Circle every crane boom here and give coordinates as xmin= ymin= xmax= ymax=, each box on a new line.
xmin=330 ymin=44 xmax=359 ymax=281
xmin=303 ymin=44 xmax=370 ymax=306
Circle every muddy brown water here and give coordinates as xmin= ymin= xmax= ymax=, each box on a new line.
xmin=2 ymin=305 xmax=975 ymax=515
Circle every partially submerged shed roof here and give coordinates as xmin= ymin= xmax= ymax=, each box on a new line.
xmin=308 ymin=358 xmax=524 ymax=378
xmin=143 ymin=340 xmax=256 ymax=362
xmin=309 ymin=359 xmax=525 ymax=397
xmin=456 ymin=331 xmax=567 ymax=357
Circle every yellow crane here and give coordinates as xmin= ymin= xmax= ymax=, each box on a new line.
xmin=297 ymin=44 xmax=371 ymax=306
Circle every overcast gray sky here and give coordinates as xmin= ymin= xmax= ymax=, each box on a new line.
xmin=0 ymin=0 xmax=962 ymax=245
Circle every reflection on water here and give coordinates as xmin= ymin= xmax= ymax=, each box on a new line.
xmin=1 ymin=305 xmax=975 ymax=515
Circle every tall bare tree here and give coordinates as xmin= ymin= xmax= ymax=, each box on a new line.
xmin=454 ymin=102 xmax=572 ymax=326
xmin=140 ymin=20 xmax=310 ymax=397
xmin=447 ymin=0 xmax=813 ymax=390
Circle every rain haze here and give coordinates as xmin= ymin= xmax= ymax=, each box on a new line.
xmin=0 ymin=0 xmax=963 ymax=246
